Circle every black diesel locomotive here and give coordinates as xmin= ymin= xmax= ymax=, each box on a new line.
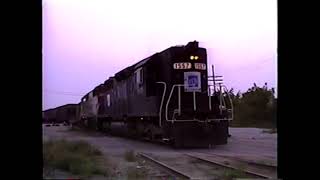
xmin=75 ymin=41 xmax=233 ymax=148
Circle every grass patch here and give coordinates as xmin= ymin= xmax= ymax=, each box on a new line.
xmin=220 ymin=169 xmax=247 ymax=180
xmin=43 ymin=139 xmax=108 ymax=177
xmin=124 ymin=150 xmax=136 ymax=162
xmin=126 ymin=166 xmax=148 ymax=179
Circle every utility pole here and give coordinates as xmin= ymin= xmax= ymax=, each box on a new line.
xmin=208 ymin=65 xmax=223 ymax=95
xmin=212 ymin=65 xmax=216 ymax=93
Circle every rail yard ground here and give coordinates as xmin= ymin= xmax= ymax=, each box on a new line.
xmin=43 ymin=123 xmax=277 ymax=179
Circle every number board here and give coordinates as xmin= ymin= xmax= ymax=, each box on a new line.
xmin=173 ymin=62 xmax=192 ymax=69
xmin=194 ymin=63 xmax=206 ymax=70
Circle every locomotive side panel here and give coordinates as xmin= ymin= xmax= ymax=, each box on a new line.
xmin=90 ymin=92 xmax=99 ymax=117
xmin=100 ymin=89 xmax=113 ymax=118
xmin=67 ymin=105 xmax=78 ymax=124
xmin=44 ymin=104 xmax=78 ymax=124
xmin=112 ymin=79 xmax=129 ymax=120
xmin=56 ymin=108 xmax=66 ymax=123
xmin=126 ymin=64 xmax=159 ymax=118
xmin=70 ymin=103 xmax=81 ymax=125
xmin=43 ymin=108 xmax=57 ymax=123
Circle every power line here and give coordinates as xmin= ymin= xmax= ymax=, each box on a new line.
xmin=230 ymin=55 xmax=276 ymax=72
xmin=43 ymin=89 xmax=85 ymax=96
xmin=44 ymin=89 xmax=85 ymax=94
xmin=44 ymin=92 xmax=83 ymax=97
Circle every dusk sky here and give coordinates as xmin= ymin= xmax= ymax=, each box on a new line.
xmin=42 ymin=0 xmax=277 ymax=110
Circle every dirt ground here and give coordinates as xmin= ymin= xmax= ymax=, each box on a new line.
xmin=43 ymin=124 xmax=277 ymax=179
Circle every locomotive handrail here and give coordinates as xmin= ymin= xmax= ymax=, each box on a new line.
xmin=207 ymin=84 xmax=234 ymax=121
xmin=219 ymin=87 xmax=223 ymax=114
xmin=165 ymin=84 xmax=233 ymax=123
xmin=178 ymin=86 xmax=181 ymax=116
xmin=157 ymin=83 xmax=205 ymax=124
xmin=156 ymin=82 xmax=167 ymax=127
xmin=165 ymin=84 xmax=185 ymax=122
xmin=208 ymin=87 xmax=212 ymax=110
xmin=221 ymin=85 xmax=234 ymax=121
xmin=193 ymin=91 xmax=197 ymax=111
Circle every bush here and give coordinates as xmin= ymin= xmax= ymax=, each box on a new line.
xmin=230 ymin=83 xmax=277 ymax=128
xmin=43 ymin=139 xmax=106 ymax=177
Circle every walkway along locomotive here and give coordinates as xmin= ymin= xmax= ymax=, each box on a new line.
xmin=74 ymin=41 xmax=233 ymax=148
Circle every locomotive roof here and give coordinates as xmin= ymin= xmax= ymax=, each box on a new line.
xmin=114 ymin=66 xmax=134 ymax=81
xmin=92 ymin=83 xmax=106 ymax=95
xmin=82 ymin=41 xmax=200 ymax=98
xmin=104 ymin=77 xmax=115 ymax=88
xmin=108 ymin=41 xmax=200 ymax=82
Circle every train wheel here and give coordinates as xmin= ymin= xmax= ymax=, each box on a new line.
xmin=97 ymin=118 xmax=103 ymax=131
xmin=102 ymin=121 xmax=111 ymax=133
xmin=84 ymin=119 xmax=89 ymax=128
xmin=147 ymin=130 xmax=153 ymax=141
xmin=172 ymin=139 xmax=183 ymax=149
xmin=172 ymin=126 xmax=184 ymax=148
xmin=126 ymin=121 xmax=138 ymax=138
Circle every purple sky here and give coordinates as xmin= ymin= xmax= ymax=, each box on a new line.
xmin=42 ymin=0 xmax=277 ymax=110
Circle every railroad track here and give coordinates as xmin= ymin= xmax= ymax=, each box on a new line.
xmin=208 ymin=152 xmax=277 ymax=169
xmin=138 ymin=152 xmax=195 ymax=179
xmin=210 ymin=153 xmax=277 ymax=168
xmin=185 ymin=152 xmax=277 ymax=179
xmin=138 ymin=152 xmax=269 ymax=179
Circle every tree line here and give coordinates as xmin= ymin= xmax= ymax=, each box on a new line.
xmin=224 ymin=83 xmax=277 ymax=128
